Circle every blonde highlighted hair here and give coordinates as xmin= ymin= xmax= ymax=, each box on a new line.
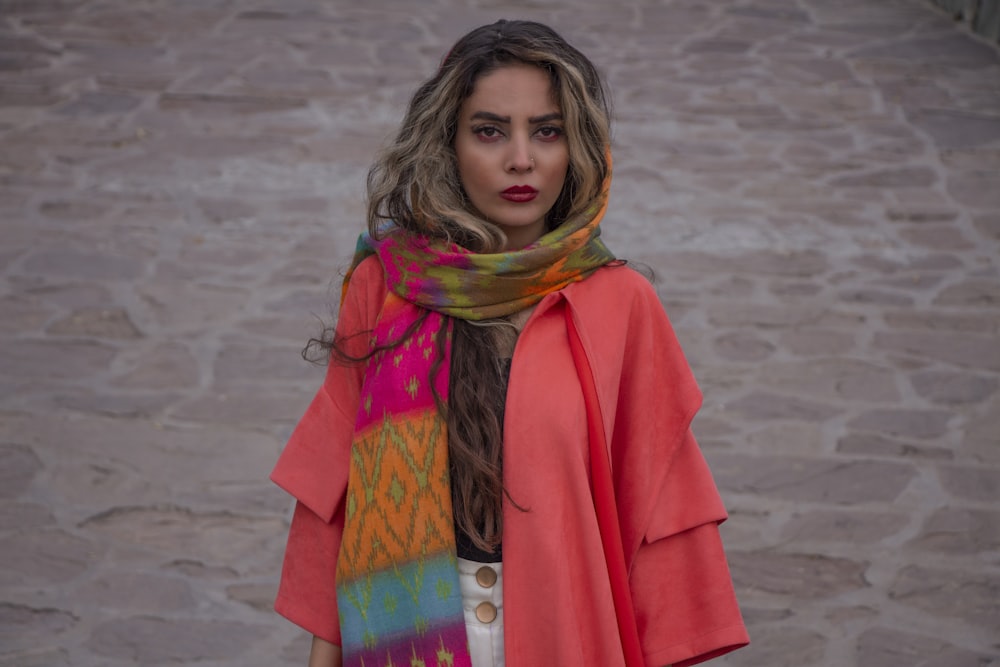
xmin=367 ymin=19 xmax=611 ymax=253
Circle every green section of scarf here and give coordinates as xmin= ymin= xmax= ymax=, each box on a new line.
xmin=344 ymin=189 xmax=616 ymax=319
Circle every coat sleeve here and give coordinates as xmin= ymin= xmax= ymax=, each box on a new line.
xmin=607 ymin=272 xmax=749 ymax=667
xmin=271 ymin=255 xmax=384 ymax=644
xmin=630 ymin=431 xmax=749 ymax=667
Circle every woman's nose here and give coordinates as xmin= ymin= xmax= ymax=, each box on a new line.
xmin=505 ymin=137 xmax=533 ymax=173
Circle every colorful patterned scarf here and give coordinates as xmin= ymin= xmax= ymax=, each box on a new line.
xmin=335 ymin=188 xmax=615 ymax=666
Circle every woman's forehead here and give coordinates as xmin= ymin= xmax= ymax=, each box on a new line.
xmin=461 ymin=64 xmax=559 ymax=117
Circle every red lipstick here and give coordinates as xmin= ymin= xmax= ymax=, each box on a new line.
xmin=501 ymin=185 xmax=538 ymax=202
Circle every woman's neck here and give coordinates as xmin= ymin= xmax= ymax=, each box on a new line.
xmin=499 ymin=221 xmax=546 ymax=251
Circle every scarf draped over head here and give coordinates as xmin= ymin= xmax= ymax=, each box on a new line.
xmin=334 ymin=161 xmax=615 ymax=666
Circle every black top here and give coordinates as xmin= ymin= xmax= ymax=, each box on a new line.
xmin=454 ymin=357 xmax=511 ymax=563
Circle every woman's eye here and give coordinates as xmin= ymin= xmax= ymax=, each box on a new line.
xmin=473 ymin=125 xmax=502 ymax=141
xmin=537 ymin=126 xmax=564 ymax=141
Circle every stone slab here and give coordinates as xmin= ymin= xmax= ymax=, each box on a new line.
xmin=1 ymin=0 xmax=999 ymax=664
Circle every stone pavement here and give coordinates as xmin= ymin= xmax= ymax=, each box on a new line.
xmin=1 ymin=0 xmax=998 ymax=665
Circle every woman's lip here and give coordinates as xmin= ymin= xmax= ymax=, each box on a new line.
xmin=500 ymin=191 xmax=538 ymax=203
xmin=501 ymin=185 xmax=538 ymax=202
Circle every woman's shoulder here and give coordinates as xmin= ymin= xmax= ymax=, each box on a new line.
xmin=338 ymin=253 xmax=389 ymax=330
xmin=570 ymin=262 xmax=662 ymax=310
xmin=348 ymin=253 xmax=385 ymax=286
xmin=596 ymin=262 xmax=655 ymax=287
xmin=563 ymin=263 xmax=681 ymax=344
xmin=343 ymin=254 xmax=388 ymax=302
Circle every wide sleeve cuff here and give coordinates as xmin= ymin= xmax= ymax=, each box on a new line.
xmin=274 ymin=501 xmax=344 ymax=645
xmin=631 ymin=521 xmax=748 ymax=666
xmin=648 ymin=622 xmax=750 ymax=667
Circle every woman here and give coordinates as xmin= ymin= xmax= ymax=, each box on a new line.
xmin=272 ymin=19 xmax=748 ymax=667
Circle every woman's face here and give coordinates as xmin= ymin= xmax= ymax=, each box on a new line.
xmin=454 ymin=63 xmax=569 ymax=250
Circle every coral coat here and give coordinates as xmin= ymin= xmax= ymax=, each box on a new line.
xmin=272 ymin=256 xmax=748 ymax=667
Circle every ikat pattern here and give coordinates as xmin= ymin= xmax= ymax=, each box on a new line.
xmin=336 ymin=295 xmax=470 ymax=667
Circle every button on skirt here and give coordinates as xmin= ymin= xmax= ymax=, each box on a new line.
xmin=457 ymin=557 xmax=504 ymax=667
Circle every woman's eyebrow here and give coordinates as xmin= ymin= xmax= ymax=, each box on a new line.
xmin=469 ymin=111 xmax=564 ymax=123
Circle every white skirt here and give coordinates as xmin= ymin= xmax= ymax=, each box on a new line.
xmin=457 ymin=557 xmax=505 ymax=667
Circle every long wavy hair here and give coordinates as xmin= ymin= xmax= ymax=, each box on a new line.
xmin=334 ymin=20 xmax=612 ymax=552
xmin=367 ymin=19 xmax=611 ymax=253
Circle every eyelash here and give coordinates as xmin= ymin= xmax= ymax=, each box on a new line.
xmin=537 ymin=126 xmax=563 ymax=141
xmin=472 ymin=125 xmax=564 ymax=142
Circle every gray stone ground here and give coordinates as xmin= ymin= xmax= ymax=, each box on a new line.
xmin=1 ymin=0 xmax=998 ymax=665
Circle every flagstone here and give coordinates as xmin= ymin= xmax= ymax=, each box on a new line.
xmin=889 ymin=564 xmax=1000 ymax=630
xmin=728 ymin=550 xmax=869 ymax=597
xmin=709 ymin=454 xmax=917 ymax=504
xmin=910 ymin=369 xmax=998 ymax=405
xmin=2 ymin=0 xmax=999 ymax=663
xmin=857 ymin=627 xmax=995 ymax=667
xmin=906 ymin=508 xmax=1000 ymax=555
xmin=85 ymin=616 xmax=267 ymax=662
